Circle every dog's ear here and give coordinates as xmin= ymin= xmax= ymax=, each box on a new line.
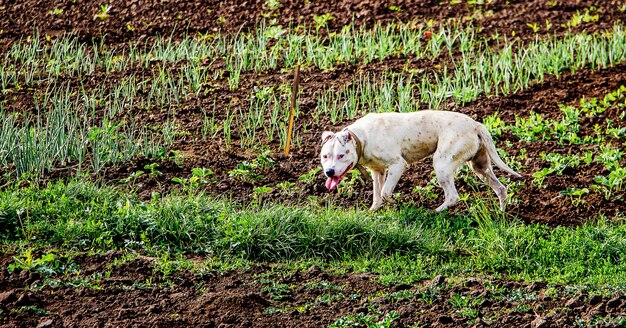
xmin=321 ymin=131 xmax=334 ymax=144
xmin=340 ymin=131 xmax=352 ymax=144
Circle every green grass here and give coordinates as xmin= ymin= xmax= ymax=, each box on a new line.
xmin=2 ymin=180 xmax=625 ymax=290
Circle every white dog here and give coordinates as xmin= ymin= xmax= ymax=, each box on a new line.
xmin=320 ymin=111 xmax=522 ymax=212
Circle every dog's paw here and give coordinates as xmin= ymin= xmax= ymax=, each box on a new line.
xmin=369 ymin=203 xmax=383 ymax=211
xmin=382 ymin=194 xmax=398 ymax=205
xmin=435 ymin=204 xmax=449 ymax=212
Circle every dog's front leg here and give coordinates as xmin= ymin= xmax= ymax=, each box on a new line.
xmin=369 ymin=169 xmax=385 ymax=211
xmin=380 ymin=161 xmax=407 ymax=203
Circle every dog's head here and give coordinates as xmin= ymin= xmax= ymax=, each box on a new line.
xmin=320 ymin=130 xmax=359 ymax=190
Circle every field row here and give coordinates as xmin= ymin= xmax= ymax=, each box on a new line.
xmin=1 ymin=24 xmax=626 ymax=180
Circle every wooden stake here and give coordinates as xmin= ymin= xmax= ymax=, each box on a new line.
xmin=284 ymin=64 xmax=300 ymax=156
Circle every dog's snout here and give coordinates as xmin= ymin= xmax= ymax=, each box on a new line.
xmin=325 ymin=168 xmax=335 ymax=177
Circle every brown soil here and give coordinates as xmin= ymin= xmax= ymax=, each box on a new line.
xmin=1 ymin=0 xmax=626 ymax=327
xmin=2 ymin=0 xmax=625 ymax=46
xmin=2 ymin=252 xmax=625 ymax=328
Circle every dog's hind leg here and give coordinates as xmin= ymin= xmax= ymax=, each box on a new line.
xmin=380 ymin=161 xmax=407 ymax=202
xmin=469 ymin=146 xmax=508 ymax=210
xmin=369 ymin=169 xmax=385 ymax=211
xmin=433 ymin=153 xmax=464 ymax=212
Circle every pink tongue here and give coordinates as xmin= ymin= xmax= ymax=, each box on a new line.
xmin=325 ymin=177 xmax=341 ymax=190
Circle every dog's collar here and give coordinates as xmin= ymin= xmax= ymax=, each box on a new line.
xmin=344 ymin=128 xmax=364 ymax=166
xmin=342 ymin=128 xmax=371 ymax=182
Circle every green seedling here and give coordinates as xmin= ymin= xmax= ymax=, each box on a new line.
xmin=561 ymin=187 xmax=590 ymax=206
xmin=252 ymin=186 xmax=274 ymax=206
xmin=8 ymin=249 xmax=79 ymax=276
xmin=511 ymin=302 xmax=533 ymax=314
xmin=275 ymin=181 xmax=298 ymax=195
xmin=595 ymin=145 xmax=623 ymax=170
xmin=526 ymin=22 xmax=540 ymax=33
xmin=506 ymin=289 xmax=537 ymax=302
xmin=132 ymin=277 xmax=160 ymax=290
xmin=417 ymin=287 xmax=441 ymax=304
xmin=166 ymin=150 xmax=185 ymax=167
xmin=229 ymin=162 xmax=264 ymax=183
xmin=483 ymin=113 xmax=506 ymax=137
xmin=191 ymin=167 xmax=215 ymax=184
xmin=586 ymin=315 xmax=626 ymax=327
xmin=553 ymin=104 xmax=582 ymax=144
xmin=593 ymin=167 xmax=625 ymax=200
xmin=254 ymin=149 xmax=276 ymax=170
xmin=313 ymin=13 xmax=334 ymax=31
xmin=532 ymin=152 xmax=581 ymax=188
xmin=151 ymin=253 xmax=195 ymax=278
xmin=94 ymin=5 xmax=112 ymax=20
xmin=386 ymin=289 xmax=414 ymax=303
xmin=31 ymin=272 xmax=107 ymax=291
xmin=228 ymin=151 xmax=274 ymax=184
xmin=544 ymin=287 xmax=560 ymax=298
xmin=337 ymin=169 xmax=363 ymax=197
xmin=265 ymin=0 xmax=281 ymax=10
xmin=144 ymin=163 xmax=162 ymax=177
xmin=606 ymin=126 xmax=626 ymax=140
xmin=413 ymin=177 xmax=440 ymax=200
xmin=297 ymin=168 xmax=321 ymax=185
xmin=330 ymin=311 xmax=400 ymax=328
xmin=48 ymin=8 xmax=63 ymax=15
xmin=315 ymin=293 xmax=345 ymax=305
xmin=13 ymin=305 xmax=50 ymax=316
xmin=264 ymin=306 xmax=284 ymax=314
xmin=509 ymin=112 xmax=550 ymax=142
xmin=260 ymin=278 xmax=292 ymax=301
xmin=120 ymin=170 xmax=145 ymax=184
xmin=582 ymin=151 xmax=594 ymax=165
xmin=264 ymin=25 xmax=287 ymax=39
xmin=449 ymin=293 xmax=482 ymax=319
xmin=8 ymin=249 xmax=55 ymax=272
xmin=172 ymin=168 xmax=215 ymax=191
xmin=563 ymin=7 xmax=599 ymax=28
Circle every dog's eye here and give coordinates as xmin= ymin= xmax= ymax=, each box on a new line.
xmin=337 ymin=154 xmax=344 ymax=159
xmin=322 ymin=155 xmax=328 ymax=159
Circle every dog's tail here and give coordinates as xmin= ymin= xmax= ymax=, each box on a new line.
xmin=477 ymin=124 xmax=523 ymax=178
